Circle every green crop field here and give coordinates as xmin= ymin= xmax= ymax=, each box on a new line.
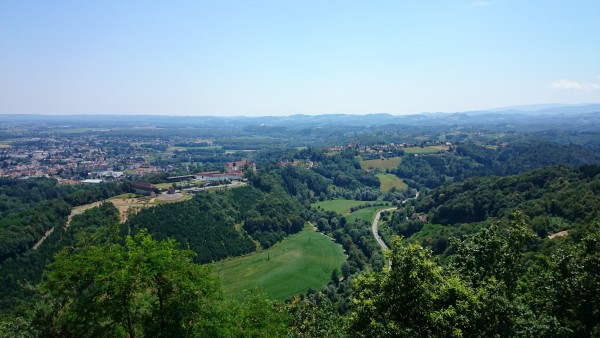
xmin=345 ymin=206 xmax=383 ymax=223
xmin=377 ymin=173 xmax=408 ymax=192
xmin=312 ymin=199 xmax=366 ymax=215
xmin=212 ymin=227 xmax=346 ymax=301
xmin=403 ymin=145 xmax=449 ymax=154
xmin=359 ymin=157 xmax=401 ymax=171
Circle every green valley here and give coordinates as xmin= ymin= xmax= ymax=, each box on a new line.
xmin=3 ymin=111 xmax=600 ymax=336
xmin=213 ymin=226 xmax=346 ymax=301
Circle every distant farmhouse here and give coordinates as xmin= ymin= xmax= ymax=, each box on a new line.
xmin=195 ymin=159 xmax=255 ymax=182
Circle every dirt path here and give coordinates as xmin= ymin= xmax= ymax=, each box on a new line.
xmin=32 ymin=201 xmax=104 ymax=250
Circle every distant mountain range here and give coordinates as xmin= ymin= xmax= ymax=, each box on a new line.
xmin=1 ymin=104 xmax=599 ymax=130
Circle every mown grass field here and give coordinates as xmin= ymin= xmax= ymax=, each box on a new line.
xmin=345 ymin=206 xmax=383 ymax=223
xmin=377 ymin=173 xmax=408 ymax=192
xmin=312 ymin=199 xmax=366 ymax=215
xmin=359 ymin=157 xmax=401 ymax=171
xmin=403 ymin=145 xmax=449 ymax=154
xmin=154 ymin=182 xmax=174 ymax=189
xmin=212 ymin=227 xmax=346 ymax=301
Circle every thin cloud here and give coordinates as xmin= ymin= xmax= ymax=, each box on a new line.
xmin=551 ymin=79 xmax=600 ymax=90
xmin=469 ymin=1 xmax=494 ymax=7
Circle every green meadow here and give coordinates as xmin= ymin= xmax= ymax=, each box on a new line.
xmin=359 ymin=157 xmax=402 ymax=171
xmin=345 ymin=206 xmax=383 ymax=223
xmin=377 ymin=173 xmax=408 ymax=192
xmin=212 ymin=227 xmax=346 ymax=301
xmin=312 ymin=199 xmax=367 ymax=215
xmin=403 ymin=145 xmax=448 ymax=154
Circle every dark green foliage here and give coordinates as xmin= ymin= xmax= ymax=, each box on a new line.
xmin=125 ymin=193 xmax=257 ymax=263
xmin=0 ymin=178 xmax=125 ymax=262
xmin=126 ymin=178 xmax=308 ymax=261
xmin=395 ymin=141 xmax=600 ymax=188
xmin=32 ymin=229 xmax=221 ymax=337
xmin=524 ymin=224 xmax=600 ymax=336
xmin=0 ymin=178 xmax=62 ymax=216
xmin=312 ymin=149 xmax=380 ymax=190
xmin=0 ymin=231 xmax=302 ymax=338
xmin=349 ymin=236 xmax=474 ymax=337
xmin=0 ymin=199 xmax=70 ymax=261
xmin=287 ymin=294 xmax=344 ymax=337
xmin=0 ymin=203 xmax=119 ymax=313
xmin=348 ymin=220 xmax=600 ymax=337
xmin=387 ymin=165 xmax=600 ymax=254
xmin=279 ymin=165 xmax=331 ymax=201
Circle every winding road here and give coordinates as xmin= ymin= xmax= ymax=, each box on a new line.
xmin=371 ymin=192 xmax=419 ymax=269
xmin=372 ymin=208 xmax=396 ymax=269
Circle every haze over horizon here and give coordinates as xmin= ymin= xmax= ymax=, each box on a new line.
xmin=1 ymin=1 xmax=599 ymax=116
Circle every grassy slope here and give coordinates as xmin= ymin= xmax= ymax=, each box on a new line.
xmin=345 ymin=206 xmax=382 ymax=223
xmin=359 ymin=157 xmax=402 ymax=170
xmin=403 ymin=145 xmax=448 ymax=154
xmin=212 ymin=227 xmax=346 ymax=301
xmin=377 ymin=173 xmax=408 ymax=192
xmin=312 ymin=199 xmax=366 ymax=215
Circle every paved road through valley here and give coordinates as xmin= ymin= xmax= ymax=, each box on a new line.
xmin=371 ymin=192 xmax=420 ymax=269
xmin=372 ymin=207 xmax=397 ymax=269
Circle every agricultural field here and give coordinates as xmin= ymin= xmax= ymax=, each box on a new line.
xmin=312 ymin=199 xmax=366 ymax=215
xmin=345 ymin=206 xmax=385 ymax=223
xmin=377 ymin=173 xmax=408 ymax=192
xmin=403 ymin=145 xmax=449 ymax=154
xmin=212 ymin=227 xmax=346 ymax=301
xmin=359 ymin=157 xmax=402 ymax=171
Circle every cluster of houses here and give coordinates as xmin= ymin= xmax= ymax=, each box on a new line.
xmin=0 ymin=136 xmax=161 ymax=179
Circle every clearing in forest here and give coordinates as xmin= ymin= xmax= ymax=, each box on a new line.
xmin=359 ymin=157 xmax=401 ymax=171
xmin=377 ymin=173 xmax=408 ymax=192
xmin=345 ymin=206 xmax=384 ymax=223
xmin=212 ymin=226 xmax=346 ymax=301
xmin=312 ymin=199 xmax=367 ymax=215
xmin=403 ymin=145 xmax=449 ymax=154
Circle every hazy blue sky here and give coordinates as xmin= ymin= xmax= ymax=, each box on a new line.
xmin=1 ymin=0 xmax=599 ymax=116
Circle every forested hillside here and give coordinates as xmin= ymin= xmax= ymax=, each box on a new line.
xmin=395 ymin=141 xmax=600 ymax=188
xmin=0 ymin=202 xmax=119 ymax=312
xmin=348 ymin=165 xmax=600 ymax=337
xmin=384 ymin=165 xmax=600 ymax=255
xmin=0 ymin=178 xmax=125 ymax=262
xmin=349 ymin=220 xmax=600 ymax=337
xmin=0 ymin=177 xmax=125 ymax=312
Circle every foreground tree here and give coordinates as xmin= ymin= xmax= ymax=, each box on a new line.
xmin=348 ymin=214 xmax=547 ymax=337
xmin=33 ymin=228 xmax=220 ymax=337
xmin=348 ymin=236 xmax=474 ymax=337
